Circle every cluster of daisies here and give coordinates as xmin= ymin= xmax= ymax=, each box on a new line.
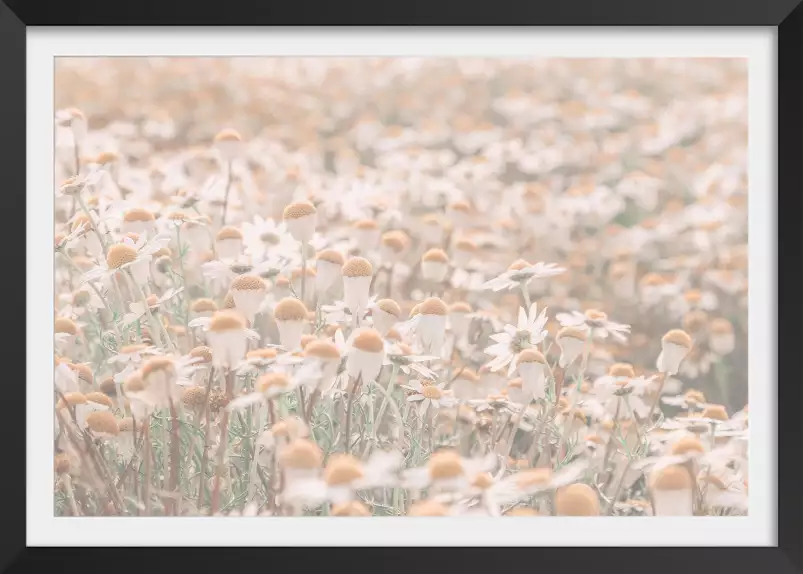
xmin=52 ymin=57 xmax=748 ymax=517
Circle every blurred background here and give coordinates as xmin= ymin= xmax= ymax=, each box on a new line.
xmin=55 ymin=57 xmax=748 ymax=410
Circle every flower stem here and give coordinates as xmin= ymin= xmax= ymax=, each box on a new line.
xmin=623 ymin=396 xmax=642 ymax=446
xmin=246 ymin=407 xmax=266 ymax=502
xmin=369 ymin=379 xmax=405 ymax=449
xmin=62 ymin=474 xmax=81 ymax=516
xmin=305 ymin=389 xmax=320 ymax=422
xmin=160 ymin=412 xmax=169 ymax=491
xmin=221 ymin=160 xmax=232 ymax=226
xmin=641 ymin=373 xmax=667 ymax=433
xmin=373 ymin=365 xmax=398 ymax=440
xmin=73 ymin=140 xmax=81 ymax=177
xmin=167 ymin=399 xmax=181 ymax=516
xmin=211 ymin=369 xmax=235 ymax=514
xmin=197 ymin=367 xmax=215 ymax=509
xmin=126 ymin=270 xmax=175 ymax=353
xmin=531 ymin=402 xmax=555 ymax=466
xmin=297 ymin=386 xmax=308 ymax=425
xmin=344 ymin=374 xmax=363 ymax=454
xmin=143 ymin=418 xmax=153 ymax=515
xmin=605 ymin=458 xmax=632 ymax=515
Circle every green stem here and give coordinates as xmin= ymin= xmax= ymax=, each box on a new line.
xmin=343 ymin=374 xmax=363 ymax=454
xmin=373 ymin=365 xmax=399 ymax=440
xmin=126 ymin=270 xmax=175 ymax=353
xmin=246 ymin=405 xmax=266 ymax=502
xmin=641 ymin=374 xmax=667 ymax=434
xmin=606 ymin=458 xmax=632 ymax=515
xmin=369 ymin=380 xmax=404 ymax=449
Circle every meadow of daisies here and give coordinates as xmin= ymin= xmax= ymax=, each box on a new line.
xmin=53 ymin=58 xmax=748 ymax=517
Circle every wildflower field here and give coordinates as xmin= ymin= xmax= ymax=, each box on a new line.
xmin=53 ymin=58 xmax=748 ymax=517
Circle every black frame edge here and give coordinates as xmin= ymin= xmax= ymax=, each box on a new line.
xmin=0 ymin=0 xmax=802 ymax=26
xmin=778 ymin=4 xmax=803 ymax=572
xmin=0 ymin=1 xmax=28 ymax=573
xmin=9 ymin=547 xmax=803 ymax=573
xmin=1 ymin=1 xmax=799 ymax=572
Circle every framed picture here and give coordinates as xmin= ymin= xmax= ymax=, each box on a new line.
xmin=1 ymin=0 xmax=799 ymax=572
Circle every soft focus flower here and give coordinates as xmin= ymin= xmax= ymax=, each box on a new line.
xmin=345 ymin=328 xmax=385 ymax=382
xmin=484 ymin=303 xmax=549 ymax=374
xmin=482 ymin=260 xmax=565 ymax=292
xmin=402 ymin=380 xmax=458 ymax=415
xmin=556 ymin=309 xmax=631 ymax=343
xmin=657 ymin=329 xmax=693 ymax=375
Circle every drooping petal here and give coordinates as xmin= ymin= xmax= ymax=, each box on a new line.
xmin=517 ymin=306 xmax=528 ymax=330
xmin=483 ymin=343 xmax=510 ymax=358
xmin=486 ymin=354 xmax=513 ymax=372
xmin=489 ymin=332 xmax=511 ymax=344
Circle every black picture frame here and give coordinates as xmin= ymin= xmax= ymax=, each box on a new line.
xmin=1 ymin=1 xmax=798 ymax=572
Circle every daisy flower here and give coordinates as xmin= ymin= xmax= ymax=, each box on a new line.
xmin=241 ymin=215 xmax=298 ymax=263
xmin=481 ymin=259 xmax=565 ymax=292
xmin=490 ymin=459 xmax=589 ymax=506
xmin=681 ymin=404 xmax=732 ymax=426
xmin=321 ymin=450 xmax=404 ymax=503
xmin=402 ymin=380 xmax=458 ymax=415
xmin=188 ymin=310 xmax=261 ymax=369
xmin=648 ymin=464 xmax=696 ymax=516
xmin=383 ymin=342 xmax=439 ymax=378
xmin=483 ymin=303 xmax=549 ymax=374
xmin=201 ymin=258 xmax=252 ymax=296
xmin=124 ymin=355 xmax=201 ymax=413
xmin=56 ymin=392 xmax=110 ymax=432
xmin=700 ymin=473 xmax=748 ymax=512
xmin=589 ymin=363 xmax=657 ymax=420
xmin=55 ymin=169 xmax=104 ymax=199
xmin=107 ymin=343 xmax=158 ymax=366
xmin=301 ymin=338 xmax=344 ymax=394
xmin=226 ymin=363 xmax=322 ymax=411
xmin=402 ymin=450 xmax=497 ymax=492
xmin=54 ymin=316 xmax=83 ymax=352
xmin=234 ymin=346 xmax=281 ymax=376
xmin=555 ymin=308 xmax=631 ymax=342
xmin=255 ymin=416 xmax=310 ymax=461
xmin=63 ymin=215 xmax=105 ymax=260
xmin=59 ymin=286 xmax=106 ymax=319
xmin=276 ymin=439 xmax=326 ymax=510
xmin=121 ymin=286 xmax=184 ymax=327
xmin=661 ymin=388 xmax=712 ymax=411
xmin=656 ymin=329 xmax=693 ymax=375
xmin=677 ymin=346 xmax=717 ymax=379
xmin=321 ymin=295 xmax=377 ymax=326
xmin=81 ymin=233 xmax=171 ymax=287
xmin=467 ymin=393 xmax=511 ymax=414
xmin=55 ymin=361 xmax=80 ymax=394
xmin=634 ymin=434 xmax=711 ymax=476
